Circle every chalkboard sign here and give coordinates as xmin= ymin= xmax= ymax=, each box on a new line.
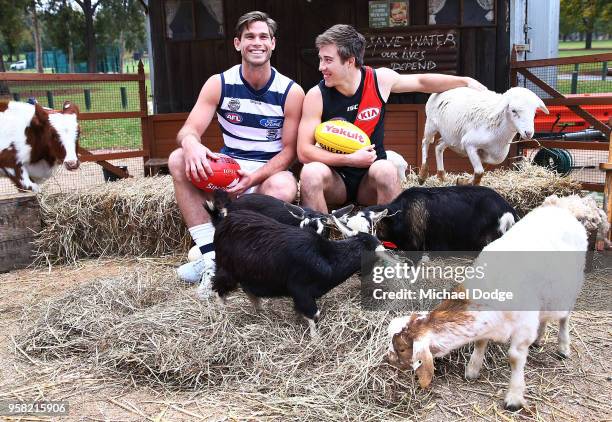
xmin=364 ymin=29 xmax=459 ymax=74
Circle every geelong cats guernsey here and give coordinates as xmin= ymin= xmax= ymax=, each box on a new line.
xmin=217 ymin=65 xmax=295 ymax=162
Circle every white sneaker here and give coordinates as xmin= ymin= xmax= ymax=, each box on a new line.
xmin=177 ymin=254 xmax=215 ymax=284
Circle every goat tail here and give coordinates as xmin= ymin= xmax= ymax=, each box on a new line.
xmin=498 ymin=212 xmax=516 ymax=235
xmin=203 ymin=199 xmax=227 ymax=226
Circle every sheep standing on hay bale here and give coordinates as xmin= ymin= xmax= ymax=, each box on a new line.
xmin=419 ymin=86 xmax=549 ymax=185
xmin=385 ymin=204 xmax=588 ymax=410
xmin=201 ymin=200 xmax=390 ymax=339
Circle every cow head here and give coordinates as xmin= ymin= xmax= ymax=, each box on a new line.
xmin=44 ymin=101 xmax=81 ymax=170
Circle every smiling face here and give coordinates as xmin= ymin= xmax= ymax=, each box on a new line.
xmin=318 ymin=43 xmax=354 ymax=88
xmin=234 ymin=20 xmax=275 ymax=67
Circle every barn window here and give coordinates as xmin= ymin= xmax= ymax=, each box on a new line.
xmin=428 ymin=0 xmax=495 ymax=25
xmin=164 ymin=0 xmax=224 ymax=40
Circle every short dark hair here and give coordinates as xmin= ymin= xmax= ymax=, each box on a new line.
xmin=315 ymin=24 xmax=366 ymax=67
xmin=235 ymin=11 xmax=277 ymax=39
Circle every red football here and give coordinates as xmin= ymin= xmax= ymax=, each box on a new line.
xmin=189 ymin=154 xmax=241 ymax=192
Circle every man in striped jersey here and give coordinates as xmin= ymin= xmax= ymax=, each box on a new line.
xmin=169 ymin=11 xmax=305 ymax=284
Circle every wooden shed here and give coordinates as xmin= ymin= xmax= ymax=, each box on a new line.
xmin=145 ymin=0 xmax=512 ymax=173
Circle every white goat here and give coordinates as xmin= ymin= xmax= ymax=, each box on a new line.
xmin=385 ymin=150 xmax=408 ymax=183
xmin=419 ymin=86 xmax=549 ymax=185
xmin=385 ymin=204 xmax=587 ymax=410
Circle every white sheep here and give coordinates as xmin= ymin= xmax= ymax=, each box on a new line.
xmin=385 ymin=204 xmax=587 ymax=410
xmin=385 ymin=150 xmax=408 ymax=183
xmin=419 ymin=86 xmax=549 ymax=185
xmin=542 ymin=194 xmax=610 ymax=246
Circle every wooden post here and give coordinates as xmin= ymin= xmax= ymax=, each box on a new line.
xmin=138 ymin=59 xmax=152 ymax=171
xmin=603 ymin=128 xmax=612 ymax=242
xmin=510 ymin=45 xmax=518 ymax=87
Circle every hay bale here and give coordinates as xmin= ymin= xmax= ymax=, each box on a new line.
xmin=16 ymin=266 xmax=611 ymax=420
xmin=34 ymin=176 xmax=191 ymax=264
xmin=33 ymin=163 xmax=581 ymax=263
xmin=18 ymin=267 xmax=179 ymax=359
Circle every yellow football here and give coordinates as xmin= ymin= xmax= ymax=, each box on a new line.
xmin=314 ymin=120 xmax=371 ymax=154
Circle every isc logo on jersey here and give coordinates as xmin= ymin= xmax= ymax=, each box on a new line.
xmin=357 ymin=107 xmax=380 ymax=122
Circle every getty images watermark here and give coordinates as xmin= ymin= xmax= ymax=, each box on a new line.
xmin=360 ymin=251 xmax=611 ymax=312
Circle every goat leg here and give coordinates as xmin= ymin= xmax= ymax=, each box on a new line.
xmin=557 ymin=316 xmax=571 ymax=358
xmin=434 ymin=141 xmax=448 ymax=182
xmin=465 ymin=339 xmax=489 ymax=380
xmin=461 ymin=145 xmax=484 ymax=186
xmin=504 ymin=338 xmax=532 ymax=411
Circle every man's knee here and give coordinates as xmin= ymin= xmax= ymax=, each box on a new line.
xmin=168 ymin=148 xmax=186 ymax=180
xmin=300 ymin=162 xmax=330 ymax=192
xmin=369 ymin=160 xmax=399 ymax=186
xmin=259 ymin=171 xmax=297 ymax=202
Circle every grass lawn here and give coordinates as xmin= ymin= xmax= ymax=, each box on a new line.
xmin=1 ymin=79 xmax=151 ymax=150
xmin=558 ymin=40 xmax=612 ymax=50
xmin=558 ymin=40 xmax=612 ymax=57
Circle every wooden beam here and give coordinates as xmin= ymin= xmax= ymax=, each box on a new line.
xmin=0 ymin=73 xmax=142 ymax=82
xmin=510 ymin=53 xmax=612 ymax=69
xmin=517 ymin=140 xmax=610 ymax=151
xmin=79 ymin=111 xmax=146 ymax=120
xmin=543 ymin=96 xmax=612 ymax=106
xmin=519 ymin=68 xmax=611 ymax=136
xmin=79 ymin=150 xmax=148 ymax=162
xmin=77 ymin=146 xmax=131 ymax=178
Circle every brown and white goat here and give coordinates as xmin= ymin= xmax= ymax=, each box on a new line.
xmin=0 ymin=100 xmax=80 ymax=192
xmin=385 ymin=205 xmax=588 ymax=410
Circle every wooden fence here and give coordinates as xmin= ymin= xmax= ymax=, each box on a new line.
xmin=0 ymin=61 xmax=150 ymax=179
xmin=510 ymin=48 xmax=612 ymax=237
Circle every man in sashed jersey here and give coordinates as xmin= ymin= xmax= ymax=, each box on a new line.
xmin=168 ymin=11 xmax=305 ymax=284
xmin=297 ymin=24 xmax=486 ymax=213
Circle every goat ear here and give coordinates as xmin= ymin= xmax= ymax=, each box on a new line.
xmin=331 ymin=204 xmax=354 ymax=219
xmin=61 ymin=100 xmax=79 ymax=115
xmin=30 ymin=103 xmax=49 ymax=127
xmin=370 ymin=209 xmax=388 ymax=225
xmin=490 ymin=96 xmax=509 ymax=119
xmin=284 ymin=203 xmax=306 ymax=220
xmin=414 ymin=351 xmax=435 ymax=389
xmin=332 ymin=215 xmax=357 ymax=237
xmin=535 ymin=97 xmax=549 ymax=114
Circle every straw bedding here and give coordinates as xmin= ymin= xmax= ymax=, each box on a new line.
xmin=33 ymin=163 xmax=581 ymax=264
xmin=16 ymin=265 xmax=612 ymax=420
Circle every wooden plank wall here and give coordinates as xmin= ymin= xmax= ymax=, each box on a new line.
xmin=148 ymin=105 xmax=473 ymax=173
xmin=149 ymin=0 xmax=510 ymax=113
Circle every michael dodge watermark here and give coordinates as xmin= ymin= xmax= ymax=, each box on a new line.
xmin=360 ymin=251 xmax=611 ymax=312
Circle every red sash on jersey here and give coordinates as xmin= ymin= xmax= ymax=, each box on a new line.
xmin=353 ymin=66 xmax=383 ymax=137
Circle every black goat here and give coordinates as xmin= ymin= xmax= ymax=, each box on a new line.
xmin=346 ymin=186 xmax=518 ymax=251
xmin=204 ymin=202 xmax=385 ymax=338
xmin=213 ymin=190 xmax=353 ymax=236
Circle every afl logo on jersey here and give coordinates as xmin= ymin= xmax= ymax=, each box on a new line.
xmin=357 ymin=107 xmax=380 ymax=121
xmin=225 ymin=112 xmax=243 ymax=123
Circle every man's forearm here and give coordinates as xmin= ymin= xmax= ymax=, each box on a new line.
xmin=249 ymin=149 xmax=295 ymax=185
xmin=420 ymin=74 xmax=474 ymax=93
xmin=177 ymin=128 xmax=202 ymax=147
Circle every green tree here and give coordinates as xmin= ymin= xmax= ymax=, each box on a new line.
xmin=560 ymin=0 xmax=612 ymax=48
xmin=73 ymin=0 xmax=100 ymax=72
xmin=95 ymin=0 xmax=146 ymax=73
xmin=0 ymin=0 xmax=30 ymax=62
xmin=42 ymin=1 xmax=86 ymax=72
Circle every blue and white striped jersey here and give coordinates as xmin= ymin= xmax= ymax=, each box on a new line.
xmin=216 ymin=65 xmax=295 ymax=162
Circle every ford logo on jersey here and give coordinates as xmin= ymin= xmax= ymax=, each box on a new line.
xmin=259 ymin=118 xmax=283 ymax=128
